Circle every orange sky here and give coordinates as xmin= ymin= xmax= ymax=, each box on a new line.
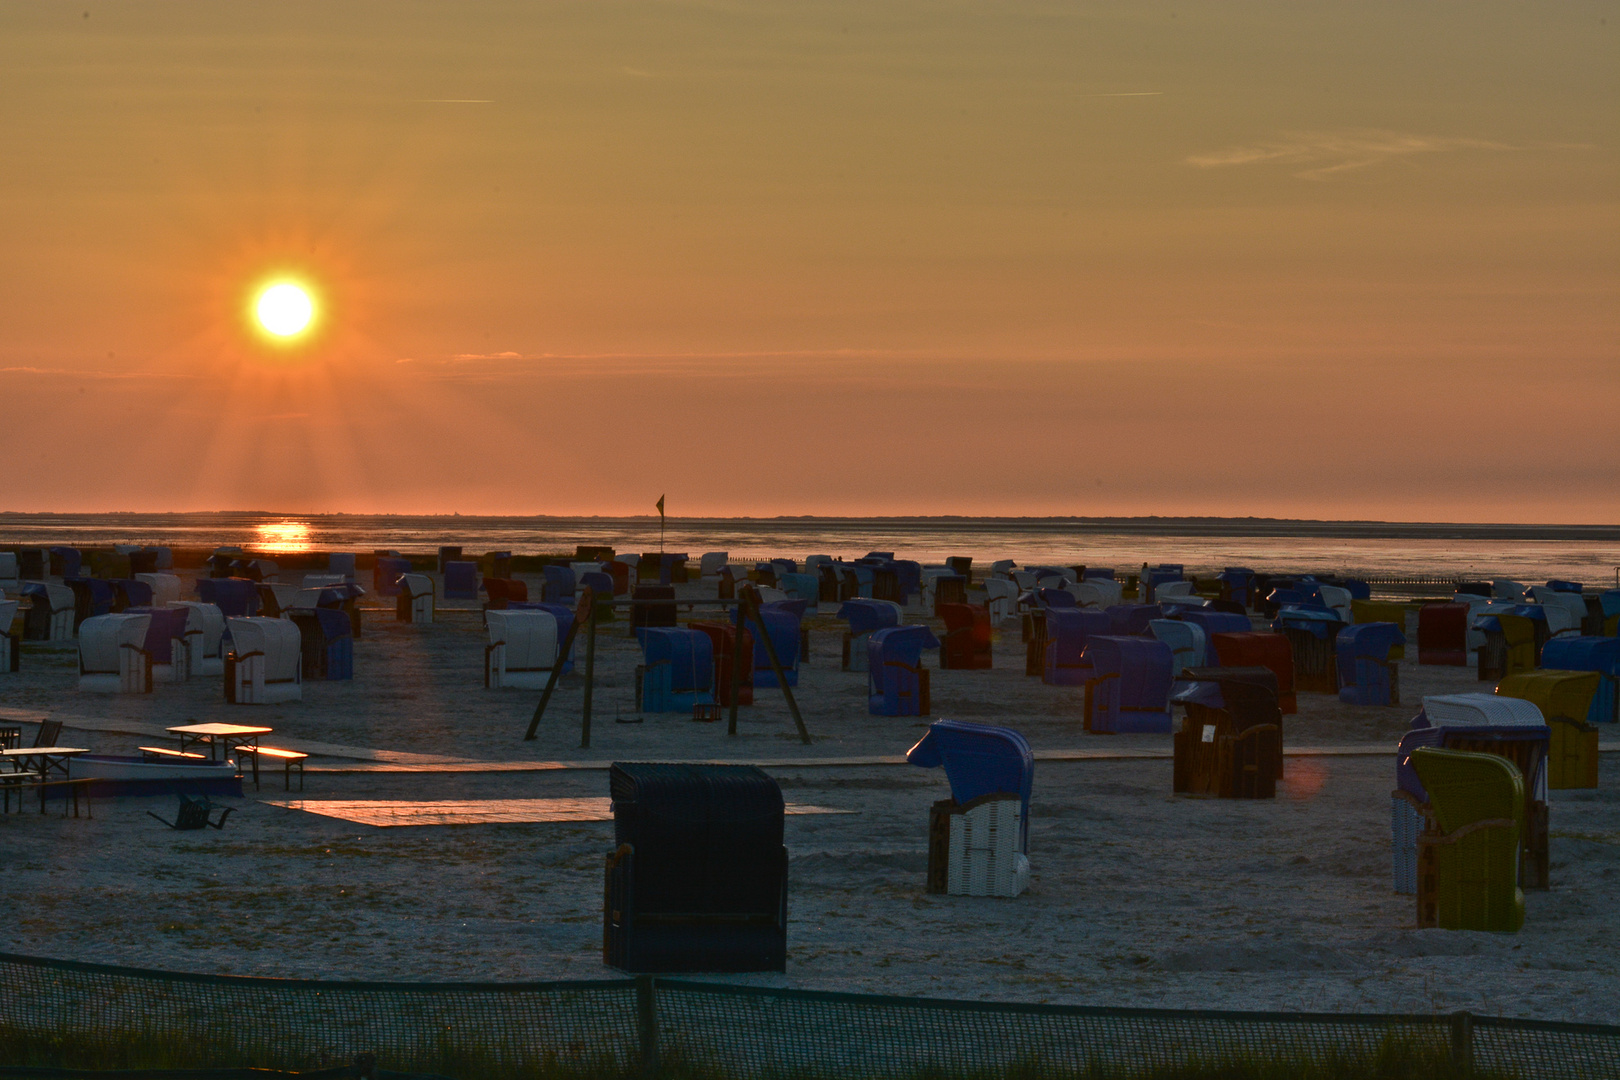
xmin=1 ymin=2 xmax=1615 ymax=520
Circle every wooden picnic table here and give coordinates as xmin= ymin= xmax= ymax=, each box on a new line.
xmin=166 ymin=724 xmax=272 ymax=765
xmin=0 ymin=746 xmax=89 ymax=814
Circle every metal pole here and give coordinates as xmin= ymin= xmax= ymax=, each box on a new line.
xmin=581 ymin=602 xmax=597 ymax=749
xmin=740 ymin=586 xmax=812 ymax=745
xmin=636 ymin=975 xmax=660 ymax=1079
xmin=524 ymin=619 xmax=582 ymax=741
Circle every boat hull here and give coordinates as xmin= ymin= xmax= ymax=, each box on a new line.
xmin=49 ymin=755 xmax=244 ymax=799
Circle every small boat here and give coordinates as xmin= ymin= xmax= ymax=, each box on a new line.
xmin=55 ymin=754 xmax=244 ymax=799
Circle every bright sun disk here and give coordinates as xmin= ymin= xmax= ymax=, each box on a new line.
xmin=255 ymin=282 xmax=315 ymax=337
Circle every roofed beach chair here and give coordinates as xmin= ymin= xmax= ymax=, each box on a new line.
xmin=135 ymin=572 xmax=183 ymax=609
xmin=1081 ymin=636 xmax=1174 ymax=734
xmin=938 ymin=603 xmax=993 ymax=670
xmin=1418 ymin=602 xmax=1469 ymax=666
xmin=442 ymin=561 xmax=479 ymax=600
xmin=482 ymin=577 xmax=528 ymax=612
xmin=909 ymin=721 xmax=1034 ymax=898
xmin=225 ymin=616 xmax=303 ymax=705
xmin=397 ymin=573 xmax=435 ymax=624
xmin=1336 ymin=622 xmax=1405 ymax=706
xmin=169 ymin=601 xmax=225 ymax=676
xmin=1042 ymin=608 xmax=1110 ymax=686
xmin=374 ymin=556 xmax=412 ymax=597
xmin=78 ymin=612 xmax=152 ymax=693
xmin=1171 ymin=669 xmax=1282 ymax=798
xmin=1210 ymin=631 xmax=1296 ymax=714
xmin=983 ymin=577 xmax=1018 ymax=626
xmin=125 ymin=607 xmax=192 ymax=683
xmin=636 ymin=627 xmax=716 ymax=713
xmin=484 ymin=609 xmax=558 ymax=690
xmin=1539 ymin=635 xmax=1620 ymax=725
xmin=20 ymin=582 xmax=75 ymax=641
xmin=837 ymin=599 xmax=901 ymax=672
xmin=604 ymin=763 xmax=787 ymax=973
xmin=1496 ymin=671 xmax=1601 ymax=789
xmin=289 ymin=607 xmax=353 ymax=681
xmin=1410 ymin=747 xmax=1525 ymax=932
xmin=689 ymin=621 xmax=753 ymax=706
xmin=0 ymin=600 xmax=17 ymax=674
xmin=868 ymin=625 xmax=939 ymax=716
xmin=1149 ymin=618 xmax=1205 ymax=676
xmin=699 ymin=552 xmax=728 ymax=579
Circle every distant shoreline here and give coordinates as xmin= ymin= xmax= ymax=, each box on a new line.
xmin=0 ymin=510 xmax=1614 ymax=542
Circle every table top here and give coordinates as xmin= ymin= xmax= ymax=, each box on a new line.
xmin=168 ymin=724 xmax=273 ymax=737
xmin=0 ymin=747 xmax=88 ymax=757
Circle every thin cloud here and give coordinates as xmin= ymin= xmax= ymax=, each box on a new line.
xmin=0 ymin=366 xmax=193 ymax=380
xmin=1186 ymin=130 xmax=1511 ymax=180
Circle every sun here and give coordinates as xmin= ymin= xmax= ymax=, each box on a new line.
xmin=254 ymin=281 xmax=316 ymax=338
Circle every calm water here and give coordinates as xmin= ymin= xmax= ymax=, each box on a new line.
xmin=2 ymin=513 xmax=1616 ymax=586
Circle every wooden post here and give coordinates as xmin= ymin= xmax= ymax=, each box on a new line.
xmin=524 ymin=588 xmax=593 ymax=742
xmin=740 ymin=586 xmax=811 ymax=745
xmin=581 ymin=602 xmax=598 ymax=749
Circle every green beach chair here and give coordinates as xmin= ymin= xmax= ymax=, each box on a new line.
xmin=1497 ymin=671 xmax=1602 ymax=789
xmin=1410 ymin=747 xmax=1524 ymax=933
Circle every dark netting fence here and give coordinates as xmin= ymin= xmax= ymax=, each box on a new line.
xmin=2 ymin=953 xmax=1616 ymax=1079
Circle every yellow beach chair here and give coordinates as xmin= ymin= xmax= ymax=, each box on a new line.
xmin=1410 ymin=747 xmax=1525 ymax=933
xmin=1497 ymin=671 xmax=1601 ymax=789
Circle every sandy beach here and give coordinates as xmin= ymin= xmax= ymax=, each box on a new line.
xmin=2 ymin=569 xmax=1615 ymax=1023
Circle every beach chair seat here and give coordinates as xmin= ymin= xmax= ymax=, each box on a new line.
xmin=224 ymin=617 xmax=303 ymax=704
xmin=1149 ymin=619 xmax=1205 ymax=676
xmin=1495 ymin=671 xmax=1601 ymax=789
xmin=1081 ymin=636 xmax=1174 ymax=734
xmin=688 ymin=621 xmax=753 ymax=706
xmin=1410 ymin=747 xmax=1525 ymax=932
xmin=1336 ymin=622 xmax=1405 ymax=706
xmin=77 ymin=613 xmax=152 ymax=693
xmin=908 ymin=720 xmax=1034 ymax=866
xmin=372 ymin=555 xmax=413 ymax=596
xmin=868 ymin=625 xmax=939 ymax=716
xmin=20 ymin=582 xmax=75 ymax=642
xmin=134 ymin=572 xmax=183 ymax=609
xmin=937 ymin=603 xmax=993 ymax=670
xmin=604 ymin=763 xmax=787 ymax=973
xmin=1042 ymin=608 xmax=1111 ymax=686
xmin=484 ymin=609 xmax=559 ymax=690
xmin=395 ymin=573 xmax=435 ymax=624
xmin=1209 ymin=631 xmax=1296 ymax=714
xmin=288 ymin=607 xmax=353 ymax=681
xmin=168 ymin=601 xmax=224 ymax=676
xmin=442 ymin=561 xmax=479 ymax=600
xmin=1171 ymin=673 xmax=1282 ymax=798
xmin=124 ymin=606 xmax=192 ymax=683
xmin=836 ymin=599 xmax=901 ymax=672
xmin=733 ymin=601 xmax=802 ymax=688
xmin=982 ymin=578 xmax=1018 ymax=626
xmin=636 ymin=627 xmax=716 ymax=713
xmin=1418 ymin=602 xmax=1470 ymax=666
xmin=482 ymin=577 xmax=528 ymax=612
xmin=1538 ymin=635 xmax=1620 ymax=725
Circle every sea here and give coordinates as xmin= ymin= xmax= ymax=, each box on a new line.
xmin=1 ymin=513 xmax=1616 ymax=587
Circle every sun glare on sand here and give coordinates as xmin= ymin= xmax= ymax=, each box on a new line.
xmin=254 ymin=281 xmax=316 ymax=338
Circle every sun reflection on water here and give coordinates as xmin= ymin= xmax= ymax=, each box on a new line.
xmin=254 ymin=520 xmax=313 ymax=554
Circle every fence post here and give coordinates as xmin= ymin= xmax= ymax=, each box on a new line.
xmin=1450 ymin=1010 xmax=1473 ymax=1072
xmin=637 ymin=974 xmax=660 ymax=1079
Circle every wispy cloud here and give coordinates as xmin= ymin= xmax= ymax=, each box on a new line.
xmin=1187 ymin=130 xmax=1510 ymax=179
xmin=0 ymin=366 xmax=193 ymax=380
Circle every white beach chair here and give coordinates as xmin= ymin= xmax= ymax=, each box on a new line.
xmin=983 ymin=578 xmax=1018 ymax=626
xmin=1492 ymin=579 xmax=1528 ymax=602
xmin=1317 ymin=585 xmax=1354 ymax=623
xmin=919 ymin=567 xmax=955 ymax=610
xmin=699 ymin=552 xmax=729 ymax=579
xmin=1149 ymin=619 xmax=1207 ymax=676
xmin=804 ymin=554 xmax=834 ymax=574
xmin=170 ymin=601 xmax=225 ymax=676
xmin=1010 ymin=571 xmax=1037 ymax=590
xmin=33 ymin=582 xmax=76 ymax=641
xmin=135 ymin=572 xmax=183 ymax=608
xmin=1530 ymin=588 xmax=1586 ymax=638
xmin=1156 ymin=580 xmax=1197 ymax=603
xmin=328 ymin=553 xmax=357 ymax=581
xmin=263 ymin=582 xmax=303 ymax=617
xmin=1064 ymin=582 xmax=1104 ymax=609
xmin=989 ymin=560 xmax=1017 ymax=577
xmin=226 ymin=616 xmax=303 ymax=705
xmin=398 ymin=573 xmax=435 ymax=624
xmin=569 ymin=561 xmax=602 ymax=580
xmin=753 ymin=586 xmax=790 ymax=605
xmin=78 ymin=613 xmax=152 ymax=693
xmin=1085 ymin=578 xmax=1123 ymax=608
xmin=484 ymin=609 xmax=559 ymax=690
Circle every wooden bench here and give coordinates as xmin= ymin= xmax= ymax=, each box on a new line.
xmin=138 ymin=746 xmax=208 ymax=761
xmin=34 ymin=777 xmax=94 ymax=818
xmin=1 ymin=770 xmax=44 ymax=814
xmin=234 ymin=745 xmax=308 ymax=791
